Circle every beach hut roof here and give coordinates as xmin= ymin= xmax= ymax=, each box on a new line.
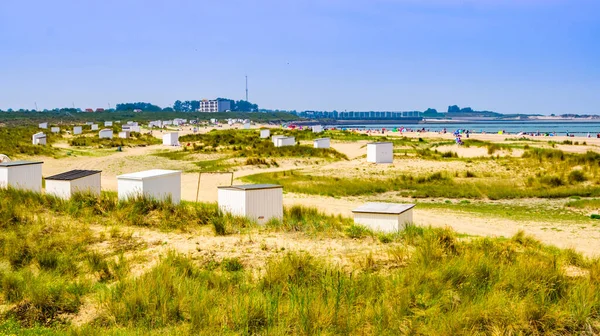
xmin=352 ymin=202 xmax=415 ymax=215
xmin=45 ymin=170 xmax=101 ymax=181
xmin=367 ymin=142 xmax=393 ymax=145
xmin=117 ymin=169 xmax=180 ymax=180
xmin=0 ymin=160 xmax=43 ymax=167
xmin=218 ymin=184 xmax=282 ymax=191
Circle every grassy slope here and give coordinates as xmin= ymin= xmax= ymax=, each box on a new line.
xmin=244 ymin=146 xmax=600 ymax=199
xmin=0 ymin=189 xmax=599 ymax=334
xmin=155 ymin=129 xmax=349 ymax=172
xmin=0 ymin=126 xmax=60 ymax=158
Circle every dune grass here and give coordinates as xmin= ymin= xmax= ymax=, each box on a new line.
xmin=174 ymin=129 xmax=348 ymax=161
xmin=565 ymin=198 xmax=600 ymax=210
xmin=0 ymin=188 xmax=600 ymax=334
xmin=69 ymin=132 xmax=160 ymax=148
xmin=94 ymin=230 xmax=600 ymax=334
xmin=416 ymin=201 xmax=596 ymax=224
xmin=243 ymin=169 xmax=600 ymax=199
xmin=0 ymin=126 xmax=60 ymax=157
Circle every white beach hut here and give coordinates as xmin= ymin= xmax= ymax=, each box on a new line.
xmin=99 ymin=129 xmax=113 ymax=139
xmin=51 ymin=127 xmax=60 ymax=134
xmin=163 ymin=132 xmax=179 ymax=146
xmin=218 ymin=184 xmax=283 ymax=224
xmin=105 ymin=121 xmax=113 ymax=127
xmin=118 ymin=130 xmax=130 ymax=139
xmin=260 ymin=129 xmax=270 ymax=139
xmin=117 ymin=169 xmax=181 ymax=204
xmin=32 ymin=132 xmax=47 ymax=145
xmin=45 ymin=170 xmax=101 ymax=200
xmin=271 ymin=135 xmax=286 ymax=145
xmin=0 ymin=161 xmax=43 ymax=192
xmin=91 ymin=124 xmax=99 ymax=131
xmin=313 ymin=138 xmax=330 ymax=149
xmin=39 ymin=122 xmax=48 ymax=129
xmin=352 ymin=202 xmax=415 ymax=233
xmin=367 ymin=142 xmax=393 ymax=163
xmin=243 ymin=122 xmax=251 ymax=129
xmin=123 ymin=125 xmax=141 ymax=133
xmin=312 ymin=125 xmax=323 ymax=133
xmin=274 ymin=136 xmax=295 ymax=147
xmin=73 ymin=126 xmax=82 ymax=135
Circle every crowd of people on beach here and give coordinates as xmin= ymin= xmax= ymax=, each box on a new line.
xmin=285 ymin=124 xmax=600 ymax=140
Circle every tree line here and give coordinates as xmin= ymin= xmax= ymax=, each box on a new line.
xmin=115 ymin=99 xmax=258 ymax=112
xmin=0 ymin=99 xmax=260 ymax=113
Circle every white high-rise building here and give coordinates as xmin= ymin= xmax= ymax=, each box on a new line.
xmin=200 ymin=99 xmax=231 ymax=113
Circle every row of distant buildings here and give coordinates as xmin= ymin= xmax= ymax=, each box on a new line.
xmin=297 ymin=110 xmax=422 ymax=119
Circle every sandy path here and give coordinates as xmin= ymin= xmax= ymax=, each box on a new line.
xmin=282 ymin=193 xmax=600 ymax=257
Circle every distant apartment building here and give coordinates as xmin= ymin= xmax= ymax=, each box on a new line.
xmin=199 ymin=99 xmax=231 ymax=113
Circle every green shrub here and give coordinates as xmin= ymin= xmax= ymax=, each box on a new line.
xmin=211 ymin=213 xmax=228 ymax=236
xmin=568 ymin=170 xmax=587 ymax=183
xmin=345 ymin=224 xmax=371 ymax=239
xmin=377 ymin=233 xmax=396 ymax=244
xmin=441 ymin=151 xmax=458 ymax=158
xmin=539 ymin=175 xmax=564 ymax=187
xmin=69 ymin=133 xmax=160 ymax=148
xmin=245 ymin=157 xmax=269 ymax=165
xmin=222 ymin=258 xmax=244 ymax=272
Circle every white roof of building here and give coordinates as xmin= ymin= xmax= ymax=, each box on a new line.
xmin=314 ymin=138 xmax=330 ymax=141
xmin=367 ymin=142 xmax=393 ymax=145
xmin=352 ymin=202 xmax=415 ymax=215
xmin=117 ymin=169 xmax=181 ymax=180
xmin=218 ymin=184 xmax=282 ymax=191
xmin=0 ymin=160 xmax=44 ymax=167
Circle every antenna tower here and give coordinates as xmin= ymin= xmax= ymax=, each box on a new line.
xmin=245 ymin=75 xmax=248 ymax=102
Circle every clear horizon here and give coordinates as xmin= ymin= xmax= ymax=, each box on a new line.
xmin=1 ymin=0 xmax=599 ymax=114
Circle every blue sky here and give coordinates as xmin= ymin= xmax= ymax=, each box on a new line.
xmin=1 ymin=0 xmax=599 ymax=114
